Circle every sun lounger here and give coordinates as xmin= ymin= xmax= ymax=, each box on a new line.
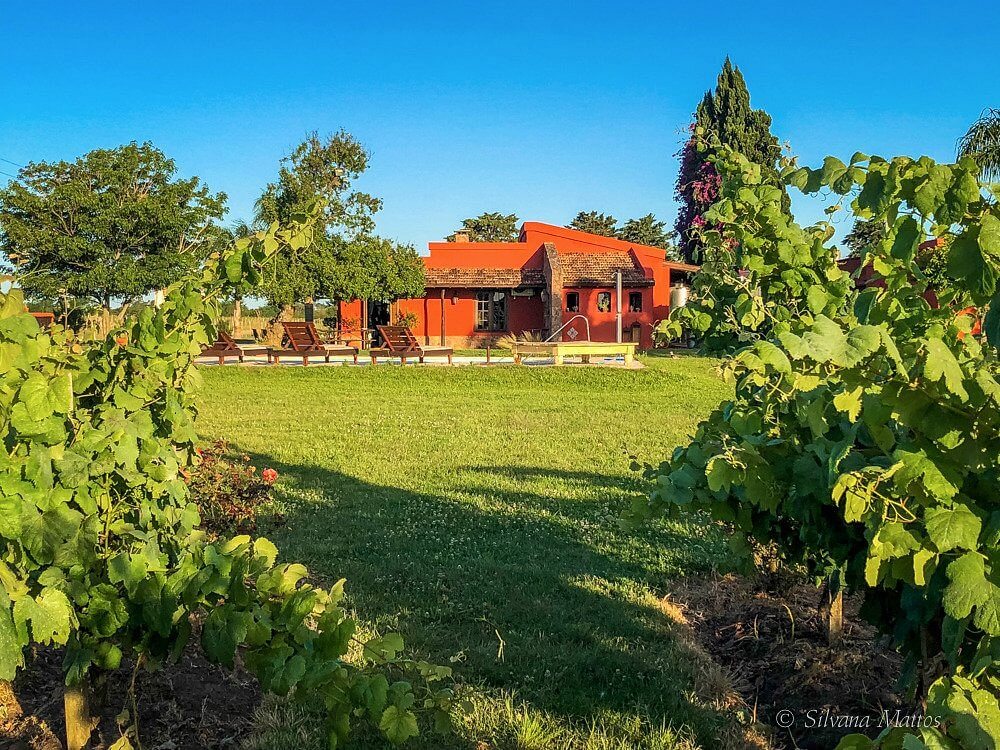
xmin=370 ymin=325 xmax=453 ymax=364
xmin=200 ymin=330 xmax=268 ymax=364
xmin=269 ymin=321 xmax=358 ymax=365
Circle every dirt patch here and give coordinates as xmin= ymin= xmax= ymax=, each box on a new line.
xmin=666 ymin=573 xmax=909 ymax=749
xmin=1 ymin=645 xmax=261 ymax=749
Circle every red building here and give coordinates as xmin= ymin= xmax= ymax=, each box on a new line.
xmin=340 ymin=222 xmax=697 ymax=349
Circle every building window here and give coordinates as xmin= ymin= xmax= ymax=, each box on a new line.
xmin=565 ymin=292 xmax=579 ymax=312
xmin=628 ymin=292 xmax=643 ymax=312
xmin=475 ymin=290 xmax=508 ymax=331
xmin=597 ymin=292 xmax=611 ymax=313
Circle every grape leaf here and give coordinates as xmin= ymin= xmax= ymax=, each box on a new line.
xmin=942 ymin=553 xmax=990 ymax=620
xmin=380 ymin=705 xmax=419 ymax=745
xmin=926 ymin=504 xmax=982 ymax=553
xmin=923 ymin=338 xmax=969 ymax=401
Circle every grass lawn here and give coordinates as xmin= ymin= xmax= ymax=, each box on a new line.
xmin=195 ymin=354 xmax=735 ymax=750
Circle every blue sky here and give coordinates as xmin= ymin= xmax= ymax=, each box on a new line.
xmin=2 ymin=1 xmax=998 ymax=250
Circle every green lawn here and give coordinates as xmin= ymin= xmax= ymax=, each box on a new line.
xmin=195 ymin=355 xmax=735 ymax=750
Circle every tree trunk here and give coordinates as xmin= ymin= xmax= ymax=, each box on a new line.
xmin=819 ymin=585 xmax=844 ymax=646
xmin=64 ymin=681 xmax=98 ymax=750
xmin=271 ymin=304 xmax=295 ymax=324
xmin=233 ymin=299 xmax=242 ymax=335
xmin=0 ymin=679 xmax=22 ymax=722
xmin=101 ymin=299 xmax=112 ymax=337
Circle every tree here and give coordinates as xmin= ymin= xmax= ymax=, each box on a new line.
xmin=568 ymin=211 xmax=618 ymax=237
xmin=253 ymin=131 xmax=423 ymax=311
xmin=842 ymin=218 xmax=886 ymax=258
xmin=446 ymin=212 xmax=519 ymax=242
xmin=958 ymin=107 xmax=1000 ymax=181
xmin=0 ymin=142 xmax=226 ymax=310
xmin=617 ymin=213 xmax=672 ymax=249
xmin=674 ymin=58 xmax=785 ymax=262
xmin=256 ymin=130 xmax=381 ymax=237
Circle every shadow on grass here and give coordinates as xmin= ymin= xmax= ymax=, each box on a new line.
xmin=244 ymin=451 xmax=731 ymax=747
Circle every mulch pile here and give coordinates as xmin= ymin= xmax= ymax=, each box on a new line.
xmin=668 ymin=573 xmax=911 ymax=749
xmin=0 ymin=645 xmax=261 ymax=750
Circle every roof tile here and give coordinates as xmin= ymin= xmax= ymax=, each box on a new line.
xmin=424 ymin=267 xmax=545 ymax=288
xmin=559 ymin=251 xmax=651 ymax=287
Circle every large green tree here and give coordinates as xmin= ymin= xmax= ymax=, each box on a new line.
xmin=842 ymin=218 xmax=886 ymax=258
xmin=446 ymin=212 xmax=519 ymax=242
xmin=567 ymin=211 xmax=680 ymax=258
xmin=674 ymin=58 xmax=785 ymax=262
xmin=568 ymin=211 xmax=618 ymax=237
xmin=0 ymin=142 xmax=226 ymax=309
xmin=617 ymin=213 xmax=673 ymax=249
xmin=253 ymin=130 xmax=423 ymax=310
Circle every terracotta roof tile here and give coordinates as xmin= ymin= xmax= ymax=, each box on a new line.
xmin=559 ymin=251 xmax=651 ymax=287
xmin=424 ymin=267 xmax=545 ymax=288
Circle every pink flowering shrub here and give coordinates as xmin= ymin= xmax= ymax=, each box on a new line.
xmin=185 ymin=440 xmax=280 ymax=535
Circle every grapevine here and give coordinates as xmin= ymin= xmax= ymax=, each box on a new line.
xmin=633 ymin=147 xmax=1000 ymax=748
xmin=0 ymin=202 xmax=456 ymax=748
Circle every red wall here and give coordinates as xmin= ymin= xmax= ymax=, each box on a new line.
xmin=339 ymin=293 xmax=544 ymax=348
xmin=424 ymin=243 xmax=544 ymax=272
xmin=400 ymin=291 xmax=543 ymax=347
xmin=560 ymin=287 xmax=655 ymax=347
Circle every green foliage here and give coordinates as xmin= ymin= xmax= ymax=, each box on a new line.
xmin=0 ymin=142 xmax=226 ymax=308
xmin=568 ymin=211 xmax=679 ymax=256
xmin=958 ymin=107 xmax=1000 ymax=182
xmin=843 ymin=219 xmax=886 ymax=258
xmin=658 ymin=148 xmax=852 ymax=352
xmin=0 ymin=203 xmax=453 ymax=745
xmin=617 ymin=213 xmax=675 ymax=252
xmin=568 ymin=211 xmax=618 ymax=237
xmin=674 ymin=58 xmax=786 ymax=263
xmin=446 ymin=212 xmax=519 ymax=242
xmin=632 ymin=148 xmax=1000 ymax=748
xmin=254 ymin=131 xmax=423 ymax=309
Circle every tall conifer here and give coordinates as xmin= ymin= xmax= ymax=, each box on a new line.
xmin=675 ymin=59 xmax=785 ymax=262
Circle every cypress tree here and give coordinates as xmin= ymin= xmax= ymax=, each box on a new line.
xmin=675 ymin=58 xmax=785 ymax=262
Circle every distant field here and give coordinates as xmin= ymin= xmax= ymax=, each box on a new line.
xmin=195 ymin=355 xmax=735 ymax=749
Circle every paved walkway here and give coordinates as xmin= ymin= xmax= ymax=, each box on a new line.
xmin=195 ymin=353 xmax=643 ymax=368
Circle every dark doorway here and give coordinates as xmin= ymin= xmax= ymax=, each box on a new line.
xmin=368 ymin=300 xmax=391 ymax=344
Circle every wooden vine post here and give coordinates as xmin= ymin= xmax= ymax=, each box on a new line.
xmin=64 ymin=680 xmax=98 ymax=750
xmin=0 ymin=679 xmax=22 ymax=723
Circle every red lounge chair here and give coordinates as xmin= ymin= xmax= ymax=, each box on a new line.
xmin=370 ymin=325 xmax=453 ymax=364
xmin=200 ymin=330 xmax=268 ymax=364
xmin=269 ymin=321 xmax=358 ymax=365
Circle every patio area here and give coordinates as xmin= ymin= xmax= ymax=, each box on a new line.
xmin=195 ymin=349 xmax=644 ymax=368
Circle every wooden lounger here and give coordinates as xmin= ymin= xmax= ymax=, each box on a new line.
xmin=269 ymin=321 xmax=358 ymax=365
xmin=370 ymin=325 xmax=453 ymax=364
xmin=200 ymin=330 xmax=268 ymax=364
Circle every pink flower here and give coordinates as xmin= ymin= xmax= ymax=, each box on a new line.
xmin=262 ymin=468 xmax=278 ymax=485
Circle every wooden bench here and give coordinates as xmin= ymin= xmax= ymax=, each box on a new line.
xmin=512 ymin=340 xmax=637 ymax=365
xmin=370 ymin=325 xmax=453 ymax=364
xmin=200 ymin=330 xmax=268 ymax=364
xmin=269 ymin=321 xmax=358 ymax=365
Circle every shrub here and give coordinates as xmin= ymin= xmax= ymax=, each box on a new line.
xmin=185 ymin=441 xmax=278 ymax=536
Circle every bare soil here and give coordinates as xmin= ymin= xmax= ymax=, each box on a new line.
xmin=0 ymin=645 xmax=261 ymax=750
xmin=668 ymin=573 xmax=910 ymax=749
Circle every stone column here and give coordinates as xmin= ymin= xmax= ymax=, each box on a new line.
xmin=542 ymin=242 xmax=562 ymax=338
